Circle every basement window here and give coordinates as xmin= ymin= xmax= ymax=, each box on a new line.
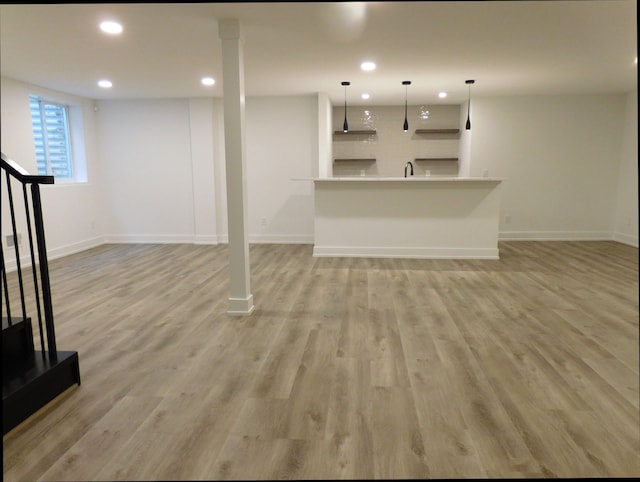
xmin=29 ymin=95 xmax=87 ymax=182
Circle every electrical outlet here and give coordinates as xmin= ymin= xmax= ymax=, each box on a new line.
xmin=504 ymin=214 xmax=511 ymax=225
xmin=260 ymin=217 xmax=267 ymax=227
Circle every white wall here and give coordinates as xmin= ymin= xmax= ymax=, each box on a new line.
xmin=1 ymin=77 xmax=103 ymax=269
xmin=243 ymin=95 xmax=316 ymax=243
xmin=97 ymin=99 xmax=197 ymax=243
xmin=613 ymin=89 xmax=638 ymax=246
xmin=471 ymin=94 xmax=628 ymax=240
xmin=189 ymin=98 xmax=219 ymax=245
xmin=458 ymin=100 xmax=472 ymax=177
xmin=212 ymin=98 xmax=228 ymax=242
xmin=317 ymin=92 xmax=333 ymax=178
xmin=96 ymin=94 xmax=317 ymax=245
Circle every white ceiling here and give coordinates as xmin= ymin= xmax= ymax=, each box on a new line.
xmin=0 ymin=1 xmax=637 ymax=106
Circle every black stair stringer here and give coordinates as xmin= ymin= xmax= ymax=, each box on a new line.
xmin=3 ymin=316 xmax=35 ymax=365
xmin=2 ymin=350 xmax=81 ymax=434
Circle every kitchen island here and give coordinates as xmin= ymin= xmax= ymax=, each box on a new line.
xmin=300 ymin=177 xmax=504 ymax=259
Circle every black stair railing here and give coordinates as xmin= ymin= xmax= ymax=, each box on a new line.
xmin=1 ymin=152 xmax=57 ymax=362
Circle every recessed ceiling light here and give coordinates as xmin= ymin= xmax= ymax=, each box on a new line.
xmin=438 ymin=92 xmax=447 ymax=98
xmin=361 ymin=93 xmax=370 ymax=100
xmin=360 ymin=61 xmax=376 ymax=71
xmin=99 ymin=21 xmax=123 ymax=35
xmin=98 ymin=80 xmax=112 ymax=88
xmin=201 ymin=77 xmax=216 ymax=86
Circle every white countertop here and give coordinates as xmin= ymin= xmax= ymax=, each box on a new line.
xmin=292 ymin=176 xmax=504 ymax=182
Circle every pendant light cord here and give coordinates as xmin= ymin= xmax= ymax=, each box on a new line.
xmin=405 ymin=84 xmax=408 ymax=117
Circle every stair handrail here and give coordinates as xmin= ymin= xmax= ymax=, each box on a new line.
xmin=1 ymin=153 xmax=54 ymax=185
xmin=1 ymin=152 xmax=57 ymax=361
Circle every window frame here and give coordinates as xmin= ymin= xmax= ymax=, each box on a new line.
xmin=29 ymin=94 xmax=85 ymax=183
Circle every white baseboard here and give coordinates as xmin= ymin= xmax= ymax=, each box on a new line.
xmin=499 ymin=231 xmax=613 ymax=241
xmin=612 ymin=232 xmax=639 ymax=248
xmin=48 ymin=236 xmax=106 ymax=260
xmin=248 ymin=234 xmax=314 ymax=244
xmin=227 ymin=295 xmax=255 ymax=316
xmin=214 ymin=234 xmax=313 ymax=244
xmin=4 ymin=236 xmax=105 ymax=272
xmin=312 ymin=246 xmax=499 ymax=259
xmin=194 ymin=235 xmax=219 ymax=245
xmin=5 ymin=230 xmax=634 ymax=273
xmin=102 ymin=233 xmax=314 ymax=245
xmin=103 ymin=234 xmax=200 ymax=244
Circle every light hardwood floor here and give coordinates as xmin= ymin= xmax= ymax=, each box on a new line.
xmin=2 ymin=241 xmax=639 ymax=480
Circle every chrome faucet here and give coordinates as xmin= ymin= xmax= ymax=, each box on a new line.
xmin=404 ymin=161 xmax=414 ymax=177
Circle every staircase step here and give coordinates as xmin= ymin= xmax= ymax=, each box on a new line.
xmin=3 ymin=350 xmax=81 ymax=435
xmin=2 ymin=315 xmax=31 ymax=333
xmin=2 ymin=316 xmax=35 ymax=364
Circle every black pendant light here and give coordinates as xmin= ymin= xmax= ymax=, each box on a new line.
xmin=402 ymin=80 xmax=411 ymax=132
xmin=465 ymin=79 xmax=475 ymax=130
xmin=341 ymin=81 xmax=350 ymax=132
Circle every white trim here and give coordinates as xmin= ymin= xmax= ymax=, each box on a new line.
xmin=106 ymin=234 xmax=220 ymax=245
xmin=248 ymin=234 xmax=314 ymax=244
xmin=499 ymin=231 xmax=613 ymax=241
xmin=312 ymin=246 xmax=499 ymax=259
xmin=103 ymin=234 xmax=197 ymax=244
xmin=5 ymin=232 xmax=634 ymax=275
xmin=48 ymin=236 xmax=105 ymax=260
xmin=227 ymin=295 xmax=255 ymax=316
xmin=4 ymin=234 xmax=221 ymax=272
xmin=193 ymin=235 xmax=219 ymax=245
xmin=300 ymin=177 xmax=505 ymax=183
xmin=4 ymin=236 xmax=105 ymax=272
xmin=612 ymin=232 xmax=639 ymax=248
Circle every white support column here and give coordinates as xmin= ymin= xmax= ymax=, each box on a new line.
xmin=218 ymin=18 xmax=254 ymax=316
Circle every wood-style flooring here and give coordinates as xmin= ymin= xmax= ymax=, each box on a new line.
xmin=2 ymin=241 xmax=639 ymax=480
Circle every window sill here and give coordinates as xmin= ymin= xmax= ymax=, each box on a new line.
xmin=50 ymin=179 xmax=89 ymax=186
